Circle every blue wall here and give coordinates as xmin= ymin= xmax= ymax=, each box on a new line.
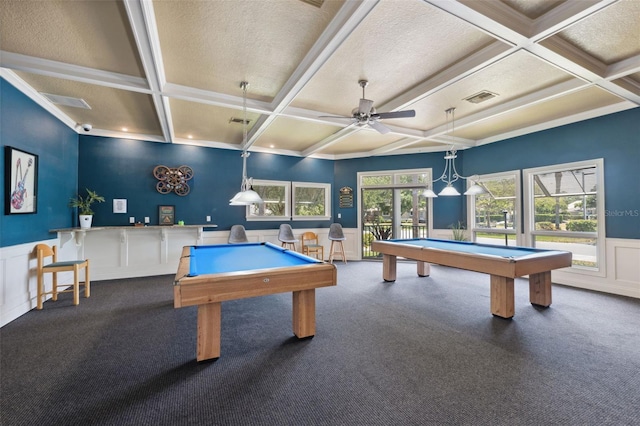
xmin=2 ymin=75 xmax=639 ymax=247
xmin=77 ymin=136 xmax=334 ymax=230
xmin=1 ymin=80 xmax=78 ymax=247
xmin=463 ymin=108 xmax=640 ymax=239
xmin=333 ymin=153 xmax=466 ymax=230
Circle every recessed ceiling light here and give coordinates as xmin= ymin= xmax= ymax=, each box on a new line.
xmin=188 ymin=135 xmax=193 ymax=139
xmin=122 ymin=127 xmax=128 ymax=132
xmin=269 ymin=144 xmax=275 ymax=148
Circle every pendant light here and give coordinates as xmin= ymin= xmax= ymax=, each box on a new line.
xmin=229 ymin=81 xmax=263 ymax=206
xmin=427 ymin=107 xmax=487 ymax=197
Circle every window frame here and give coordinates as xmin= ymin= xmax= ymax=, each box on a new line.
xmin=245 ymin=179 xmax=291 ymax=222
xmin=523 ymin=158 xmax=605 ymax=276
xmin=245 ymin=179 xmax=332 ymax=222
xmin=292 ymin=181 xmax=332 ymax=221
xmin=467 ymin=170 xmax=521 ymax=245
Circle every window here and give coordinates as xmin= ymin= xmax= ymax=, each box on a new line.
xmin=247 ymin=180 xmax=331 ymax=221
xmin=469 ymin=171 xmax=520 ymax=246
xmin=247 ymin=180 xmax=290 ymax=221
xmin=292 ymin=182 xmax=331 ymax=220
xmin=523 ymin=159 xmax=605 ymax=272
xmin=359 ymin=169 xmax=433 ymax=258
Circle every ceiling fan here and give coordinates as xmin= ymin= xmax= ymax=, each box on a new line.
xmin=321 ymin=80 xmax=416 ymax=134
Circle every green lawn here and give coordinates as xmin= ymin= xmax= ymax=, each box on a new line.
xmin=476 ymin=232 xmax=593 ymax=244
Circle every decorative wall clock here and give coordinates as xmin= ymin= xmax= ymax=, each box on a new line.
xmin=153 ymin=165 xmax=194 ymax=196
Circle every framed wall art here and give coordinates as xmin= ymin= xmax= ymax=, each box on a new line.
xmin=5 ymin=146 xmax=38 ymax=214
xmin=158 ymin=205 xmax=175 ymax=225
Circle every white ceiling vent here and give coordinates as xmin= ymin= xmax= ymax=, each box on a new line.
xmin=41 ymin=93 xmax=91 ymax=109
xmin=464 ymin=90 xmax=498 ymax=104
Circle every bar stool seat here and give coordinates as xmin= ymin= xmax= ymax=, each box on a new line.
xmin=35 ymin=244 xmax=90 ymax=309
xmin=328 ymin=223 xmax=347 ymax=263
xmin=278 ymin=224 xmax=299 ymax=251
xmin=228 ymin=225 xmax=249 ymax=243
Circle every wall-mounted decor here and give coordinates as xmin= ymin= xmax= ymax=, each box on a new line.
xmin=153 ymin=165 xmax=193 ymax=196
xmin=4 ymin=146 xmax=38 ymax=214
xmin=159 ymin=205 xmax=175 ymax=225
xmin=113 ymin=199 xmax=127 ymax=214
xmin=339 ymin=186 xmax=353 ymax=208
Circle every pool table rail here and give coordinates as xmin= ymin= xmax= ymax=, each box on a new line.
xmin=174 ymin=261 xmax=337 ymax=308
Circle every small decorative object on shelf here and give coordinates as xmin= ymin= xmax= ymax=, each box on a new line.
xmin=153 ymin=165 xmax=193 ymax=196
xmin=69 ymin=188 xmax=105 ymax=229
xmin=159 ymin=205 xmax=175 ymax=225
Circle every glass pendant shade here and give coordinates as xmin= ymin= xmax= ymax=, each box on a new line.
xmin=230 ymin=188 xmax=262 ymax=204
xmin=423 ymin=188 xmax=438 ymax=198
xmin=463 ymin=183 xmax=487 ymax=196
xmin=438 ymin=185 xmax=461 ymax=196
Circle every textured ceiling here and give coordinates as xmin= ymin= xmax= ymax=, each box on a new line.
xmin=1 ymin=0 xmax=638 ymax=159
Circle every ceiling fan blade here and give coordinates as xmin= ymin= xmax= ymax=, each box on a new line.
xmin=319 ymin=115 xmax=354 ymax=120
xmin=358 ymin=98 xmax=374 ymax=115
xmin=376 ymin=110 xmax=416 ymax=120
xmin=368 ymin=120 xmax=390 ymax=134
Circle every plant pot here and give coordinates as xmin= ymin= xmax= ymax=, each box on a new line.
xmin=79 ymin=215 xmax=93 ymax=229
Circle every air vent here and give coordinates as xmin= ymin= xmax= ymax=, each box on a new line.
xmin=229 ymin=117 xmax=251 ymax=125
xmin=299 ymin=0 xmax=324 ymax=7
xmin=40 ymin=93 xmax=91 ymax=109
xmin=464 ymin=90 xmax=498 ymax=104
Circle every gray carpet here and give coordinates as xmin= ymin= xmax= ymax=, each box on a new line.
xmin=1 ymin=261 xmax=639 ymax=425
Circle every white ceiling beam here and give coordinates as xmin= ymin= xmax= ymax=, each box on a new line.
xmin=476 ymin=101 xmax=636 ymax=146
xmin=377 ymin=41 xmax=513 ymax=113
xmin=532 ymin=0 xmax=618 ymax=42
xmin=123 ymin=0 xmax=172 ymax=142
xmin=301 ymin=124 xmax=359 ymax=157
xmin=0 ymin=51 xmax=149 ymax=92
xmin=163 ymin=82 xmax=272 ymax=114
xmin=243 ymin=0 xmax=381 ymax=150
xmin=0 ymin=68 xmax=78 ymax=130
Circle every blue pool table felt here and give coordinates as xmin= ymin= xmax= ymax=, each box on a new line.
xmin=189 ymin=242 xmax=319 ymax=276
xmin=387 ymin=238 xmax=546 ymax=259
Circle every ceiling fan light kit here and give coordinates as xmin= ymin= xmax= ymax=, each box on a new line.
xmin=321 ymin=80 xmax=415 ymax=135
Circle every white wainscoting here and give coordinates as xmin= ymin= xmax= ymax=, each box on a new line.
xmin=552 ymin=238 xmax=640 ymax=299
xmin=2 ymin=229 xmax=637 ymax=327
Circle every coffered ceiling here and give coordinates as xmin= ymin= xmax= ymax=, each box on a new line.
xmin=1 ymin=0 xmax=638 ymax=159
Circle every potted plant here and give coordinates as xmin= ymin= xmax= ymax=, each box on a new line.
xmin=450 ymin=221 xmax=468 ymax=241
xmin=69 ymin=188 xmax=105 ymax=229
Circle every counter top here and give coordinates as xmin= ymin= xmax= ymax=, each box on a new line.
xmin=51 ymin=224 xmax=218 ymax=233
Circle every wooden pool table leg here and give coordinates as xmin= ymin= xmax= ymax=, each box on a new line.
xmin=529 ymin=271 xmax=552 ymax=307
xmin=490 ymin=275 xmax=515 ymax=319
xmin=292 ymin=289 xmax=315 ymax=338
xmin=382 ymin=254 xmax=397 ymax=282
xmin=417 ymin=261 xmax=430 ymax=277
xmin=196 ymin=302 xmax=221 ymax=361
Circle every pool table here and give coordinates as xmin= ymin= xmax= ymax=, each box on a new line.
xmin=174 ymin=242 xmax=337 ymax=361
xmin=371 ymin=238 xmax=572 ymax=319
